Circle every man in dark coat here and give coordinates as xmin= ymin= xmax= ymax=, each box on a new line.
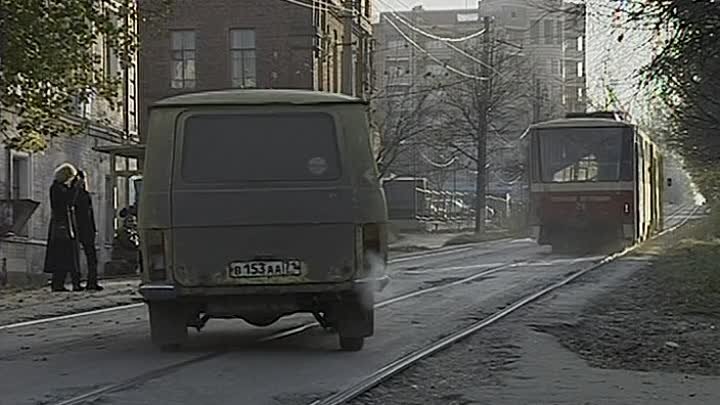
xmin=44 ymin=163 xmax=83 ymax=292
xmin=74 ymin=170 xmax=103 ymax=291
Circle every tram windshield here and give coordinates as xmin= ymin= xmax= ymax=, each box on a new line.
xmin=538 ymin=127 xmax=625 ymax=183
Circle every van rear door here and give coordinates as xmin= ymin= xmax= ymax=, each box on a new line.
xmin=170 ymin=109 xmax=357 ymax=287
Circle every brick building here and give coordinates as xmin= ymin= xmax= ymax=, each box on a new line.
xmin=0 ymin=2 xmax=140 ymax=285
xmin=138 ymin=0 xmax=374 ymax=139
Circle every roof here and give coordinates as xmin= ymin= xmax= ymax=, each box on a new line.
xmin=152 ymin=89 xmax=366 ymax=108
xmin=530 ymin=117 xmax=632 ymax=129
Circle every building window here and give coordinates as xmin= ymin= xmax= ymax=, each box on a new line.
xmin=551 ymin=59 xmax=562 ymax=76
xmin=332 ymin=30 xmax=339 ymax=92
xmin=457 ymin=13 xmax=479 ymax=23
xmin=104 ymin=12 xmax=121 ymax=81
xmin=577 ymin=36 xmax=584 ymax=52
xmin=171 ymin=30 xmax=196 ymax=89
xmin=577 ymin=61 xmax=584 ymax=77
xmin=11 ymin=153 xmax=31 ymax=236
xmin=556 ymin=20 xmax=563 ymax=45
xmin=530 ymin=20 xmax=540 ymax=44
xmin=544 ymin=20 xmax=554 ymax=45
xmin=230 ymin=29 xmax=257 ymax=88
xmin=11 ymin=154 xmax=30 ymax=200
xmin=507 ymin=29 xmax=524 ymax=47
xmin=387 ymin=39 xmax=405 ymax=51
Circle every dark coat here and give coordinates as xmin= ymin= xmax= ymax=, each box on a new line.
xmin=73 ymin=188 xmax=97 ymax=244
xmin=43 ymin=181 xmax=81 ymax=274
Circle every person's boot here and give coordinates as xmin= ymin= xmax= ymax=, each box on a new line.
xmin=71 ymin=272 xmax=84 ymax=291
xmin=51 ymin=272 xmax=69 ymax=292
xmin=85 ymin=262 xmax=103 ymax=291
xmin=86 ymin=283 xmax=104 ymax=291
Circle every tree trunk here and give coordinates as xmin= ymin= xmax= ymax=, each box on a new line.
xmin=475 ymin=104 xmax=487 ymax=234
xmin=475 ymin=16 xmax=492 ymax=234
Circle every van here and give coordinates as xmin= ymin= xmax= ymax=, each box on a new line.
xmin=138 ymin=89 xmax=389 ymax=351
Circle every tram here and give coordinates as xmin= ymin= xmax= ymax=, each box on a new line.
xmin=526 ymin=111 xmax=664 ymax=251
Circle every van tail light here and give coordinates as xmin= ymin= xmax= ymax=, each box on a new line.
xmin=624 ymin=202 xmax=631 ymax=215
xmin=145 ymin=230 xmax=167 ymax=281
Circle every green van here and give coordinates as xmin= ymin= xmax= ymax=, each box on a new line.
xmin=138 ymin=89 xmax=389 ymax=351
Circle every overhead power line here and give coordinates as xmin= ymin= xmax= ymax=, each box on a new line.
xmin=385 ymin=16 xmax=488 ymax=81
xmin=389 ymin=14 xmax=508 ymax=79
xmin=388 ymin=11 xmax=487 ymax=43
xmin=279 ymin=0 xmax=354 ymax=14
xmin=375 ymin=0 xmax=487 ymax=42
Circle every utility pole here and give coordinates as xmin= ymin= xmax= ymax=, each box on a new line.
xmin=341 ymin=0 xmax=354 ymax=96
xmin=474 ymin=16 xmax=492 ymax=234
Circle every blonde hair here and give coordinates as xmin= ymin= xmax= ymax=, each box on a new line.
xmin=54 ymin=162 xmax=77 ymax=183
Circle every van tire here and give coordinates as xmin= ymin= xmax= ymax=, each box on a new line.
xmin=148 ymin=301 xmax=188 ymax=349
xmin=339 ymin=336 xmax=364 ymax=351
xmin=336 ymin=296 xmax=373 ymax=351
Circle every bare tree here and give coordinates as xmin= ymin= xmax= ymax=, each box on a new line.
xmin=370 ymin=81 xmax=456 ymax=179
xmin=429 ymin=36 xmax=557 ymax=232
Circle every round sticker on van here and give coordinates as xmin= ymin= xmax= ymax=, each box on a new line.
xmin=307 ymin=157 xmax=328 ymax=175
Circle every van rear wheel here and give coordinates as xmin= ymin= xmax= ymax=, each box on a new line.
xmin=339 ymin=336 xmax=364 ymax=351
xmin=336 ymin=295 xmax=373 ymax=351
xmin=148 ymin=301 xmax=188 ymax=349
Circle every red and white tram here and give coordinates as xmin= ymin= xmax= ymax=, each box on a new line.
xmin=527 ymin=112 xmax=664 ymax=251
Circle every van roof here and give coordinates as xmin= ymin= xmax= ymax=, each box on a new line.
xmin=152 ymin=89 xmax=366 ymax=107
xmin=530 ymin=117 xmax=632 ymax=129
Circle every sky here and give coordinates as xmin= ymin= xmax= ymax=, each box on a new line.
xmin=378 ymin=0 xmax=474 ymax=11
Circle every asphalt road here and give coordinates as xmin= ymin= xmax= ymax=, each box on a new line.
xmin=0 ymin=203 xmax=696 ymax=405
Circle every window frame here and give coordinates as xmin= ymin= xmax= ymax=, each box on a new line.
xmin=9 ymin=151 xmax=32 ymax=236
xmin=170 ymin=29 xmax=197 ymax=89
xmin=229 ymin=28 xmax=257 ymax=88
xmin=543 ymin=19 xmax=554 ymax=45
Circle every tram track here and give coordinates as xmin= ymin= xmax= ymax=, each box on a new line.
xmin=0 ymin=238 xmax=527 ymax=333
xmin=7 ymin=205 xmax=698 ymax=405
xmin=308 ymin=203 xmax=702 ymax=405
xmin=41 ymin=257 xmax=550 ymax=405
xmin=41 ymin=239 xmax=646 ymax=405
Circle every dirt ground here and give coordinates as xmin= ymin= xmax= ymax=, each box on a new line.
xmin=543 ymin=223 xmax=720 ymax=376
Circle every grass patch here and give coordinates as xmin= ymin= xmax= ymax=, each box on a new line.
xmin=634 ymin=206 xmax=720 ymax=322
xmin=652 ymin=236 xmax=720 ymax=318
xmin=545 ymin=205 xmax=720 ymax=375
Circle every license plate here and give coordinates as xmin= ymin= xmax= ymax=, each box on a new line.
xmin=228 ymin=260 xmax=303 ymax=278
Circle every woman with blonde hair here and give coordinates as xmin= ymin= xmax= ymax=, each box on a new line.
xmin=43 ymin=162 xmax=83 ymax=291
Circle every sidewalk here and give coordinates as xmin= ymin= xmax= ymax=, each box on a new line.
xmin=2 ymin=229 xmax=511 ymax=326
xmin=389 ymin=232 xmax=463 ymax=252
xmin=0 ymin=279 xmax=140 ymax=326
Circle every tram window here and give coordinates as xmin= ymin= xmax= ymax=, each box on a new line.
xmin=538 ymin=127 xmax=624 ymax=182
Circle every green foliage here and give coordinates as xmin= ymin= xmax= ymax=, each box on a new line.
xmin=0 ymin=0 xmax=139 ymax=152
xmin=627 ymin=1 xmax=720 ymax=201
